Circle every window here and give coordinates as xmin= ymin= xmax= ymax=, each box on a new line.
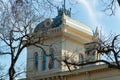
xmin=34 ymin=52 xmax=38 ymax=70
xmin=42 ymin=51 xmax=47 ymax=70
xmin=48 ymin=49 xmax=55 ymax=69
xmin=79 ymin=54 xmax=83 ymax=63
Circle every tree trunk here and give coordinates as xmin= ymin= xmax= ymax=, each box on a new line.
xmin=9 ymin=66 xmax=15 ymax=80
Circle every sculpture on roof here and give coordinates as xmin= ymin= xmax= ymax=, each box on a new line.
xmin=34 ymin=0 xmax=72 ymax=32
xmin=93 ymin=27 xmax=99 ymax=38
xmin=57 ymin=0 xmax=71 ymax=17
xmin=52 ymin=0 xmax=71 ymax=28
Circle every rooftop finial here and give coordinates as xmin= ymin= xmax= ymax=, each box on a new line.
xmin=63 ymin=0 xmax=66 ymax=11
xmin=94 ymin=26 xmax=99 ymax=38
xmin=57 ymin=0 xmax=71 ymax=17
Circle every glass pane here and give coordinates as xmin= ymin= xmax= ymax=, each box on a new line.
xmin=35 ymin=52 xmax=38 ymax=70
xmin=42 ymin=53 xmax=46 ymax=70
xmin=79 ymin=54 xmax=83 ymax=63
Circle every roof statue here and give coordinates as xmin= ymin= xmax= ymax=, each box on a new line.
xmin=93 ymin=27 xmax=99 ymax=42
xmin=57 ymin=0 xmax=71 ymax=17
xmin=94 ymin=26 xmax=99 ymax=38
xmin=34 ymin=0 xmax=71 ymax=32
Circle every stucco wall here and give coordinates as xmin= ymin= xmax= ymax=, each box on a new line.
xmin=26 ymin=36 xmax=63 ymax=78
xmin=61 ymin=37 xmax=85 ymax=71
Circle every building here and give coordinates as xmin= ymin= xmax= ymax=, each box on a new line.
xmin=23 ymin=2 xmax=120 ymax=80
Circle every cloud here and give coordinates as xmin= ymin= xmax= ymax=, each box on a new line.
xmin=76 ymin=0 xmax=107 ymax=33
xmin=77 ymin=0 xmax=98 ymax=26
xmin=75 ymin=0 xmax=120 ymax=34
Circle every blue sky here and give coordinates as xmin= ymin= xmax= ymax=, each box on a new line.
xmin=72 ymin=0 xmax=120 ymax=34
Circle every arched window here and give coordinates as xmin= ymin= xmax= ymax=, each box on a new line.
xmin=42 ymin=51 xmax=46 ymax=70
xmin=79 ymin=54 xmax=83 ymax=63
xmin=34 ymin=52 xmax=38 ymax=70
xmin=48 ymin=49 xmax=55 ymax=69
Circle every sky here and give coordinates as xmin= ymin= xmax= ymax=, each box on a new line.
xmin=0 ymin=0 xmax=120 ymax=79
xmin=71 ymin=0 xmax=120 ymax=34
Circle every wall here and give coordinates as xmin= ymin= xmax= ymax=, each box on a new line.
xmin=61 ymin=36 xmax=85 ymax=71
xmin=26 ymin=36 xmax=63 ymax=78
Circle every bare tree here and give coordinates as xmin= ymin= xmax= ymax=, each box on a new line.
xmin=101 ymin=0 xmax=120 ymax=15
xmin=0 ymin=0 xmax=59 ymax=80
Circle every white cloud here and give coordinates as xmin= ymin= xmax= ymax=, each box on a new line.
xmin=76 ymin=0 xmax=107 ymax=33
xmin=77 ymin=0 xmax=98 ymax=26
xmin=75 ymin=0 xmax=120 ymax=34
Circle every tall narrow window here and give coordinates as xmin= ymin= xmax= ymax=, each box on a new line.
xmin=48 ymin=49 xmax=55 ymax=69
xmin=34 ymin=52 xmax=38 ymax=70
xmin=79 ymin=54 xmax=83 ymax=63
xmin=42 ymin=51 xmax=46 ymax=70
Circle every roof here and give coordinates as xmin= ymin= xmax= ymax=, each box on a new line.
xmin=33 ymin=1 xmax=93 ymax=36
xmin=34 ymin=16 xmax=63 ymax=33
xmin=63 ymin=15 xmax=93 ymax=36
